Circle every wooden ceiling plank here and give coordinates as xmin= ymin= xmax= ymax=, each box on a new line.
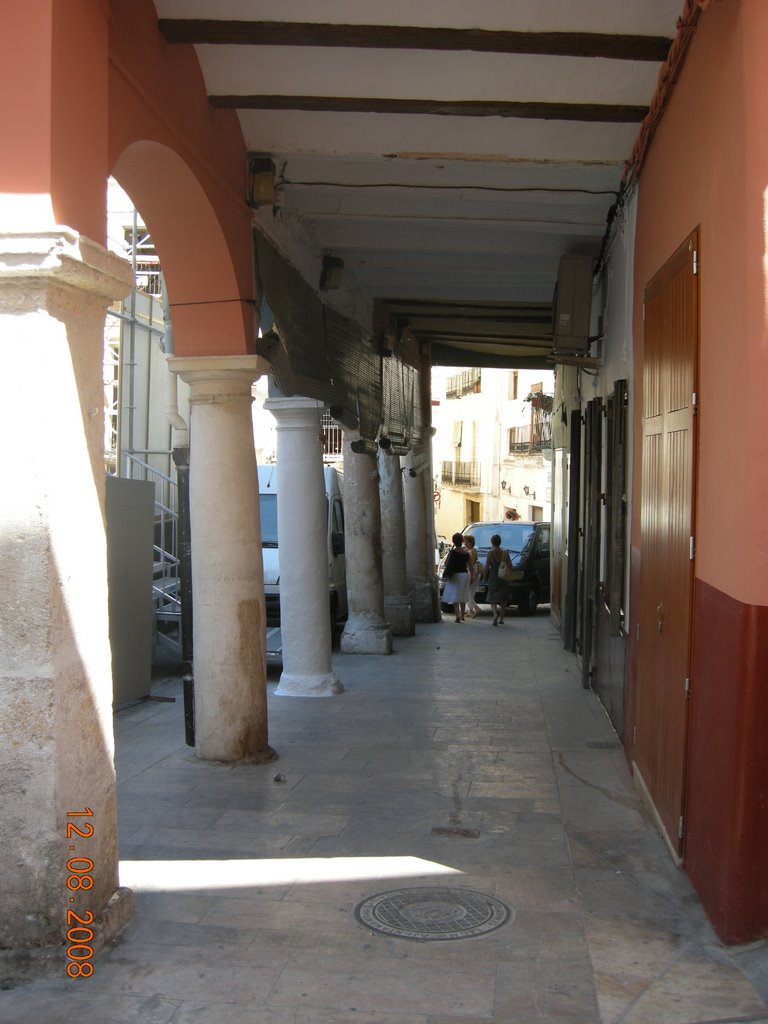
xmin=210 ymin=95 xmax=648 ymax=123
xmin=159 ymin=20 xmax=672 ymax=62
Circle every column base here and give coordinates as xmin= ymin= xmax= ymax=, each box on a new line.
xmin=384 ymin=596 xmax=416 ymax=636
xmin=409 ymin=576 xmax=441 ymax=622
xmin=341 ymin=614 xmax=393 ymax=654
xmin=275 ymin=670 xmax=344 ymax=697
xmin=195 ymin=743 xmax=278 ymax=764
xmin=0 ymin=886 xmax=134 ymax=987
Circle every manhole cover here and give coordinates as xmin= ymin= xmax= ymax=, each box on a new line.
xmin=354 ymin=887 xmax=513 ymax=941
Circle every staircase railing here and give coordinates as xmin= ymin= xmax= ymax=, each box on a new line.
xmin=123 ymin=452 xmax=181 ymax=653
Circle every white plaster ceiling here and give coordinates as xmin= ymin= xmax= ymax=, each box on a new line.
xmin=153 ymin=0 xmax=684 ymax=366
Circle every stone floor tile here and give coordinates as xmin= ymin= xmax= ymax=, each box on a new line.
xmin=85 ymin=960 xmax=284 ymax=1003
xmin=617 ymin=951 xmax=767 ymax=1024
xmin=494 ymin=959 xmax=600 ymax=1020
xmin=170 ymin=1004 xmax=298 ymax=1024
xmin=0 ymin=988 xmax=180 ymax=1024
xmin=266 ymin=952 xmax=497 ymax=1017
xmin=558 ymin=783 xmax=650 ymax=832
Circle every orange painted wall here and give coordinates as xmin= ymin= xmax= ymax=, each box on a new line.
xmin=632 ymin=0 xmax=768 ymax=608
xmin=1 ymin=2 xmax=53 ymax=195
xmin=1 ymin=0 xmax=109 ymax=241
xmin=108 ymin=0 xmax=255 ymax=356
xmin=631 ymin=0 xmax=768 ymax=943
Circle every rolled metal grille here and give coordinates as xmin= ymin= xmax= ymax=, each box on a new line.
xmin=254 ymin=232 xmax=425 ymax=448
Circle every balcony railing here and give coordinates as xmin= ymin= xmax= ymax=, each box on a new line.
xmin=441 ymin=460 xmax=480 ymax=487
xmin=446 ymin=368 xmax=481 ymax=400
xmin=508 ymin=411 xmax=552 ymax=453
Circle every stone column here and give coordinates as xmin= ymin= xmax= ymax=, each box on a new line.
xmin=169 ymin=356 xmax=276 ymax=763
xmin=341 ymin=433 xmax=392 ymax=654
xmin=403 ymin=447 xmax=441 ymax=622
xmin=378 ymin=449 xmax=415 ymax=636
xmin=0 ymin=230 xmax=135 ymax=958
xmin=264 ymin=396 xmax=343 ymax=696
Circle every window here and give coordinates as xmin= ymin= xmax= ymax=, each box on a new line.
xmin=508 ymin=370 xmax=519 ymax=400
xmin=259 ymin=494 xmax=278 ymax=547
xmin=508 ymin=425 xmax=531 ymax=452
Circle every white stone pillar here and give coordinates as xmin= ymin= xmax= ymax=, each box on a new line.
xmin=0 ymin=230 xmax=135 ymax=955
xmin=403 ymin=447 xmax=441 ymax=622
xmin=341 ymin=433 xmax=392 ymax=654
xmin=264 ymin=396 xmax=343 ymax=696
xmin=169 ymin=356 xmax=276 ymax=763
xmin=378 ymin=449 xmax=415 ymax=636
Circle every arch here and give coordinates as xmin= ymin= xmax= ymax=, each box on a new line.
xmin=112 ymin=141 xmax=252 ymax=356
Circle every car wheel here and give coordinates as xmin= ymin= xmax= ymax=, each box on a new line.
xmin=517 ymin=583 xmax=539 ymax=616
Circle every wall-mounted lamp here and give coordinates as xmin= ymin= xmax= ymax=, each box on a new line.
xmin=380 ymin=332 xmax=396 ymax=358
xmin=247 ymin=156 xmax=275 ymax=208
xmin=501 ymin=480 xmax=508 ymax=491
xmin=320 ymin=254 xmax=344 ymax=291
xmin=523 ymin=485 xmax=536 ymax=500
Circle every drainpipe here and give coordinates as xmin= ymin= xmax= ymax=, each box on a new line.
xmin=163 ymin=299 xmax=194 ymax=744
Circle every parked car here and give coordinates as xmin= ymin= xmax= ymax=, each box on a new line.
xmin=440 ymin=520 xmax=551 ymax=615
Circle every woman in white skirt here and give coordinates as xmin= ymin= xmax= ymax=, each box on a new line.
xmin=463 ymin=534 xmax=481 ymax=617
xmin=442 ymin=532 xmax=471 ymax=622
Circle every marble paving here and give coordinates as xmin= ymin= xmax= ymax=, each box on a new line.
xmin=2 ymin=610 xmax=768 ymax=1023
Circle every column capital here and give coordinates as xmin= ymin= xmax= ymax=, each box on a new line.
xmin=0 ymin=228 xmax=133 ymax=305
xmin=168 ymin=355 xmax=270 ymax=403
xmin=264 ymin=395 xmax=324 ymax=428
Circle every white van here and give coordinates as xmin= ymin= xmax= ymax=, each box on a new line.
xmin=257 ymin=464 xmax=348 ymax=659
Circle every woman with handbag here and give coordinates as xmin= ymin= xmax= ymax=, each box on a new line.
xmin=463 ymin=534 xmax=481 ymax=618
xmin=483 ymin=533 xmax=513 ymax=626
xmin=442 ymin=532 xmax=471 ymax=622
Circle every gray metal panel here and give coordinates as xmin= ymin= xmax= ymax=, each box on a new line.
xmin=106 ymin=476 xmax=154 ymax=705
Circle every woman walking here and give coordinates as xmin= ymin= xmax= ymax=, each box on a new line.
xmin=484 ymin=533 xmax=514 ymax=625
xmin=442 ymin=532 xmax=471 ymax=622
xmin=463 ymin=534 xmax=481 ymax=618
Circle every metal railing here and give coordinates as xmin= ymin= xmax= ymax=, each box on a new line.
xmin=441 ymin=460 xmax=481 ymax=487
xmin=445 ymin=368 xmax=481 ymax=400
xmin=123 ymin=452 xmax=181 ymax=653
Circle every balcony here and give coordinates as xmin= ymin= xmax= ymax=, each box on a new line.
xmin=441 ymin=460 xmax=481 ymax=488
xmin=446 ymin=368 xmax=481 ymax=400
xmin=508 ymin=412 xmax=552 ymax=454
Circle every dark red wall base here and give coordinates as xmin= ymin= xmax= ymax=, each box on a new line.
xmin=685 ymin=579 xmax=768 ymax=944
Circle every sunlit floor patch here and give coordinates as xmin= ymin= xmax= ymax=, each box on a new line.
xmin=119 ymin=856 xmax=462 ymax=892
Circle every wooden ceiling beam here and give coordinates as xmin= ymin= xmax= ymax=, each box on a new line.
xmin=159 ymin=20 xmax=672 ymax=62
xmin=429 ymin=343 xmax=552 ymax=369
xmin=210 ymin=95 xmax=648 ymax=123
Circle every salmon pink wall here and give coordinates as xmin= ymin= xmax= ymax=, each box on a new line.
xmin=1 ymin=0 xmax=109 ymax=240
xmin=1 ymin=2 xmax=53 ymax=195
xmin=633 ymin=0 xmax=768 ymax=608
xmin=631 ymin=0 xmax=768 ymax=944
xmin=108 ymin=0 xmax=255 ymax=356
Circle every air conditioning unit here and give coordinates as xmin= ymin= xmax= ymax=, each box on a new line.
xmin=553 ymin=255 xmax=594 ymax=355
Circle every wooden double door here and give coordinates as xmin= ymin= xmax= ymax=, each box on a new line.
xmin=634 ymin=231 xmax=699 ymax=857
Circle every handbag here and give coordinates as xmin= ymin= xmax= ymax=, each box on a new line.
xmin=441 ymin=550 xmax=455 ymax=580
xmin=497 ymin=551 xmax=512 ymax=581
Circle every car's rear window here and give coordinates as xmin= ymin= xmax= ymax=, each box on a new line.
xmin=465 ymin=522 xmax=536 ymax=554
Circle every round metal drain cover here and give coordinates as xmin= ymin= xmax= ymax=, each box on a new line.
xmin=354 ymin=887 xmax=512 ymax=941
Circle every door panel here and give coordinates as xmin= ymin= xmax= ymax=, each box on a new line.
xmin=634 ymin=231 xmax=698 ymax=855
